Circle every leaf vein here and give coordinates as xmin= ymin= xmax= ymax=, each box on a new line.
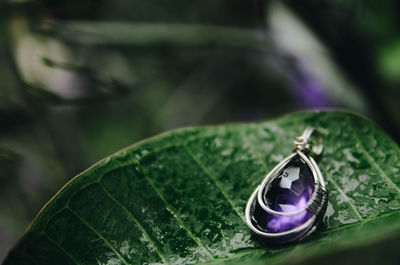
xmin=184 ymin=145 xmax=246 ymax=222
xmin=349 ymin=122 xmax=400 ymax=194
xmin=67 ymin=207 xmax=130 ymax=265
xmin=98 ymin=182 xmax=169 ymax=264
xmin=43 ymin=233 xmax=81 ymax=265
xmin=136 ymin=166 xmax=215 ymax=260
xmin=321 ymin=167 xmax=363 ymax=221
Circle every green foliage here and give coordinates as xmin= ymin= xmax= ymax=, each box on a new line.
xmin=4 ymin=111 xmax=400 ymax=264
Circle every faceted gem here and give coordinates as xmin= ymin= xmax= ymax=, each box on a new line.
xmin=252 ymin=157 xmax=314 ymax=234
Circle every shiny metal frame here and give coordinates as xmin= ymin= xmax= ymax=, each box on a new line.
xmin=245 ymin=127 xmax=328 ymax=240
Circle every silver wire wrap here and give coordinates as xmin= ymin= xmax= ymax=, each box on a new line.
xmin=245 ymin=127 xmax=328 ymax=240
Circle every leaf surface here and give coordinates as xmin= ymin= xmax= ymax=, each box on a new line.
xmin=4 ymin=111 xmax=400 ymax=265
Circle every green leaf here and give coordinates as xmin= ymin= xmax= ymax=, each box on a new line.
xmin=4 ymin=111 xmax=400 ymax=265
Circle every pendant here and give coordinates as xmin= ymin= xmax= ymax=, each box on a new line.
xmin=245 ymin=127 xmax=328 ymax=243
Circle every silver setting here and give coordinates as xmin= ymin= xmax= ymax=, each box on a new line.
xmin=245 ymin=127 xmax=328 ymax=241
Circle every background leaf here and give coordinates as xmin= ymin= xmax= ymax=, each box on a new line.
xmin=4 ymin=111 xmax=400 ymax=264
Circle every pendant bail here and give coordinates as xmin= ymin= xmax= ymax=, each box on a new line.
xmin=293 ymin=127 xmax=323 ymax=157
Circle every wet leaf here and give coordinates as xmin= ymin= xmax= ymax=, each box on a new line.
xmin=4 ymin=111 xmax=400 ymax=265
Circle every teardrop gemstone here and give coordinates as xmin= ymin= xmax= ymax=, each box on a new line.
xmin=253 ymin=156 xmax=314 ymax=234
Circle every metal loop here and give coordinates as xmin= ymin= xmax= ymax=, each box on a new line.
xmin=293 ymin=127 xmax=323 ymax=157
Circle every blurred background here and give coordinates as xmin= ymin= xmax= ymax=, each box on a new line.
xmin=0 ymin=0 xmax=399 ymax=261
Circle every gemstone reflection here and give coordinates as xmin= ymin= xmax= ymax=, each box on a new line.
xmin=253 ymin=157 xmax=314 ymax=233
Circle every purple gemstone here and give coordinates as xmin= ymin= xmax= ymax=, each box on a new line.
xmin=252 ymin=157 xmax=314 ymax=235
